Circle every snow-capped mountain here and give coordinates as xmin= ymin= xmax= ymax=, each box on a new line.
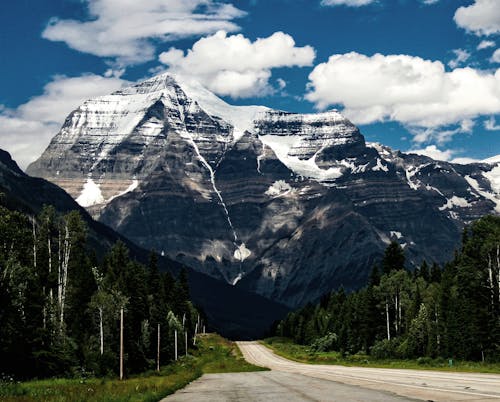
xmin=27 ymin=73 xmax=500 ymax=307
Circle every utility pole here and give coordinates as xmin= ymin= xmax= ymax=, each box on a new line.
xmin=120 ymin=308 xmax=124 ymax=380
xmin=157 ymin=323 xmax=160 ymax=372
xmin=174 ymin=329 xmax=178 ymax=361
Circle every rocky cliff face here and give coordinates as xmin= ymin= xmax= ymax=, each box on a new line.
xmin=27 ymin=73 xmax=500 ymax=308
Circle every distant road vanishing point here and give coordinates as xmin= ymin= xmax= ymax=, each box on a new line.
xmin=164 ymin=342 xmax=500 ymax=401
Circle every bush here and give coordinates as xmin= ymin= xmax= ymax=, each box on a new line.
xmin=310 ymin=333 xmax=338 ymax=352
xmin=370 ymin=338 xmax=401 ymax=359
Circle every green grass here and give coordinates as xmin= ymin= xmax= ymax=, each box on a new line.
xmin=0 ymin=334 xmax=265 ymax=402
xmin=262 ymin=337 xmax=500 ymax=374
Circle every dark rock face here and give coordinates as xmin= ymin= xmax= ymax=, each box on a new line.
xmin=27 ymin=73 xmax=500 ymax=308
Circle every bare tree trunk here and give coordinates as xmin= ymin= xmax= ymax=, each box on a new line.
xmin=174 ymin=329 xmax=178 ymax=361
xmin=59 ymin=224 xmax=71 ymax=332
xmin=435 ymin=305 xmax=440 ymax=353
xmin=488 ymin=254 xmax=494 ymax=307
xmin=48 ymin=235 xmax=53 ymax=306
xmin=120 ymin=308 xmax=124 ymax=380
xmin=385 ymin=299 xmax=391 ymax=340
xmin=32 ymin=217 xmax=37 ymax=270
xmin=99 ymin=307 xmax=104 ymax=355
xmin=496 ymin=245 xmax=500 ymax=304
xmin=394 ymin=294 xmax=399 ymax=334
xmin=157 ymin=323 xmax=160 ymax=372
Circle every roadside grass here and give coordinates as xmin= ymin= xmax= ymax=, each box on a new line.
xmin=262 ymin=337 xmax=500 ymax=374
xmin=0 ymin=334 xmax=265 ymax=402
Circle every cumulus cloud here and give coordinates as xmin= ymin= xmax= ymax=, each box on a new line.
xmin=320 ymin=0 xmax=375 ymax=6
xmin=454 ymin=0 xmax=500 ymax=36
xmin=42 ymin=0 xmax=245 ymax=65
xmin=477 ymin=40 xmax=495 ymax=50
xmin=448 ymin=49 xmax=471 ymax=69
xmin=491 ymin=49 xmax=500 ymax=63
xmin=306 ymin=52 xmax=500 ymax=140
xmin=159 ymin=31 xmax=315 ymax=98
xmin=409 ymin=145 xmax=454 ymax=161
xmin=0 ymin=74 xmax=127 ymax=169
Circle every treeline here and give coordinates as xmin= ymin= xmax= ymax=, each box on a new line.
xmin=0 ymin=203 xmax=199 ymax=379
xmin=274 ymin=215 xmax=500 ymax=362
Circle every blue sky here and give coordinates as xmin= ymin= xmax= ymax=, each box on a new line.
xmin=0 ymin=0 xmax=499 ymax=168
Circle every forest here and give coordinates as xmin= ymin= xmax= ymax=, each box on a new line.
xmin=0 ymin=201 xmax=199 ymax=380
xmin=274 ymin=215 xmax=500 ymax=362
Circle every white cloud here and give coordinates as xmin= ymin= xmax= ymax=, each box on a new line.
xmin=320 ymin=0 xmax=375 ymax=6
xmin=491 ymin=49 xmax=500 ymax=63
xmin=42 ymin=0 xmax=245 ymax=65
xmin=420 ymin=0 xmax=440 ymax=5
xmin=478 ymin=40 xmax=496 ymax=50
xmin=159 ymin=31 xmax=315 ymax=98
xmin=452 ymin=157 xmax=480 ymax=164
xmin=409 ymin=120 xmax=474 ymax=145
xmin=454 ymin=0 xmax=500 ymax=36
xmin=485 ymin=116 xmax=500 ymax=130
xmin=306 ymin=52 xmax=500 ymax=136
xmin=277 ymin=78 xmax=287 ymax=90
xmin=0 ymin=74 xmax=127 ymax=169
xmin=448 ymin=49 xmax=470 ymax=69
xmin=409 ymin=145 xmax=454 ymax=161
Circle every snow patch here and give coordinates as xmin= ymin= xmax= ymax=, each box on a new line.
xmin=405 ymin=166 xmax=422 ymax=190
xmin=234 ymin=243 xmax=251 ymax=262
xmin=484 ymin=164 xmax=500 ymax=195
xmin=390 ymin=231 xmax=403 ymax=239
xmin=232 ymin=273 xmax=243 ymax=286
xmin=107 ymin=180 xmax=139 ymax=203
xmin=259 ymin=135 xmax=343 ymax=182
xmin=265 ymin=180 xmax=293 ymax=197
xmin=465 ymin=175 xmax=500 ymax=213
xmin=372 ymin=158 xmax=389 ymax=172
xmin=439 ymin=196 xmax=471 ymax=211
xmin=76 ymin=178 xmax=104 ymax=207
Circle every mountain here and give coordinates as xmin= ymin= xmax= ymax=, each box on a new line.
xmin=27 ymin=73 xmax=500 ymax=308
xmin=1 ymin=148 xmax=287 ymax=338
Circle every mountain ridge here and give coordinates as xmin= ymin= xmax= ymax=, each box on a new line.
xmin=27 ymin=73 xmax=500 ymax=307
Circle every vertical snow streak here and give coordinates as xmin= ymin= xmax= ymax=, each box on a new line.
xmin=187 ymin=136 xmax=238 ymax=243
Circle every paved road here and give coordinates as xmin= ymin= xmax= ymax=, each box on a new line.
xmin=162 ymin=371 xmax=416 ymax=401
xmin=238 ymin=341 xmax=500 ymax=401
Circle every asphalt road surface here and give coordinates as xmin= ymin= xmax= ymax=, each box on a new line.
xmin=162 ymin=370 xmax=416 ymax=401
xmin=163 ymin=341 xmax=500 ymax=401
xmin=238 ymin=341 xmax=500 ymax=401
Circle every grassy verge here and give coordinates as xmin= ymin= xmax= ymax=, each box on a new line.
xmin=262 ymin=337 xmax=500 ymax=374
xmin=0 ymin=334 xmax=266 ymax=402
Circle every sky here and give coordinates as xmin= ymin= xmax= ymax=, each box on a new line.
xmin=0 ymin=0 xmax=499 ymax=168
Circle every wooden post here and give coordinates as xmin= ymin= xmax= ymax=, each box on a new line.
xmin=203 ymin=325 xmax=205 ymax=334
xmin=120 ymin=308 xmax=124 ymax=380
xmin=185 ymin=331 xmax=188 ymax=356
xmin=174 ymin=329 xmax=178 ymax=361
xmin=157 ymin=323 xmax=160 ymax=372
